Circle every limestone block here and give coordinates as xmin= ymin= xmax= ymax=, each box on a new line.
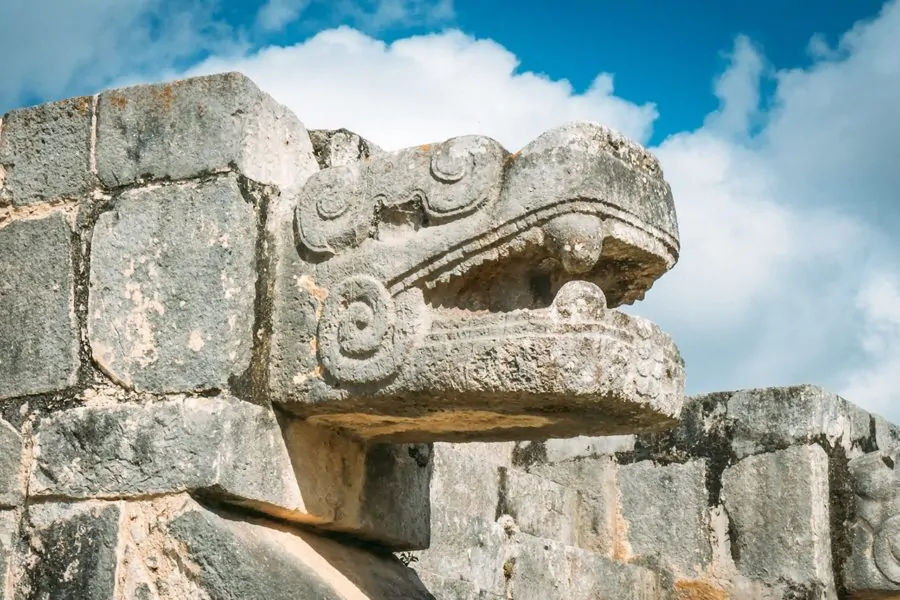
xmin=506 ymin=534 xmax=663 ymax=600
xmin=88 ymin=175 xmax=256 ymax=392
xmin=122 ymin=495 xmax=435 ymax=600
xmin=0 ymin=214 xmax=79 ymax=399
xmin=618 ymin=459 xmax=712 ymax=576
xmin=844 ymin=447 xmax=900 ymax=594
xmin=309 ymin=128 xmax=383 ymax=169
xmin=29 ymin=395 xmax=429 ymax=550
xmin=500 ymin=468 xmax=578 ymax=545
xmin=412 ymin=571 xmax=504 ymax=600
xmin=96 ymin=72 xmax=314 ymax=189
xmin=0 ymin=511 xmax=18 ymax=599
xmin=271 ymin=122 xmax=684 ymax=443
xmin=0 ymin=419 xmax=23 ymax=507
xmin=15 ymin=501 xmax=121 ymax=599
xmin=721 ymin=444 xmax=835 ymax=593
xmin=726 ymin=384 xmax=872 ymax=459
xmin=0 ymin=96 xmax=95 ymax=206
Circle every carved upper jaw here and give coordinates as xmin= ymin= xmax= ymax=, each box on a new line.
xmin=269 ymin=121 xmax=685 ymax=443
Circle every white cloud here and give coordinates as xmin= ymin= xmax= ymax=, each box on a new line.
xmin=256 ymin=0 xmax=312 ymax=32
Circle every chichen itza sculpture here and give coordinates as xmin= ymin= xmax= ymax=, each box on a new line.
xmin=0 ymin=72 xmax=898 ymax=599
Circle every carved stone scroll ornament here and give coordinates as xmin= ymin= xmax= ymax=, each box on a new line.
xmin=845 ymin=447 xmax=900 ymax=593
xmin=270 ymin=122 xmax=687 ymax=443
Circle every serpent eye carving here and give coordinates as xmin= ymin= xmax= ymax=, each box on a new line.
xmin=296 ymin=162 xmax=371 ymax=256
xmin=423 ymin=136 xmax=505 ymax=220
xmin=318 ymin=275 xmax=400 ymax=384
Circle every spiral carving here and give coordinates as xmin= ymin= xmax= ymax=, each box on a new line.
xmin=318 ymin=275 xmax=399 ymax=383
xmin=875 ymin=515 xmax=900 ymax=584
xmin=424 ymin=136 xmax=504 ymax=219
xmin=296 ymin=163 xmax=371 ymax=256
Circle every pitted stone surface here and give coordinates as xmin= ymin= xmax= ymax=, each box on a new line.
xmin=96 ymin=72 xmax=313 ymax=189
xmin=271 ymin=121 xmax=684 ymax=443
xmin=721 ymin=444 xmax=834 ymax=593
xmin=0 ymin=214 xmax=78 ymax=400
xmin=0 ymin=96 xmax=95 ymax=206
xmin=88 ymin=175 xmax=256 ymax=392
xmin=844 ymin=446 xmax=900 ymax=594
xmin=0 ymin=419 xmax=24 ymax=507
xmin=618 ymin=458 xmax=712 ymax=576
xmin=16 ymin=502 xmax=121 ymax=600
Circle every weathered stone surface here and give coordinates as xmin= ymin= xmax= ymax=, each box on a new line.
xmin=0 ymin=419 xmax=23 ymax=507
xmin=309 ymin=128 xmax=383 ymax=169
xmin=30 ymin=395 xmax=428 ymax=550
xmin=0 ymin=96 xmax=95 ymax=206
xmin=500 ymin=468 xmax=578 ymax=545
xmin=506 ymin=534 xmax=663 ymax=600
xmin=0 ymin=214 xmax=79 ymax=399
xmin=0 ymin=511 xmax=18 ymax=599
xmin=726 ymin=384 xmax=872 ymax=459
xmin=721 ymin=444 xmax=835 ymax=593
xmin=123 ymin=495 xmax=435 ymax=600
xmin=413 ymin=572 xmax=504 ymax=600
xmin=844 ymin=447 xmax=900 ymax=595
xmin=16 ymin=501 xmax=121 ymax=600
xmin=618 ymin=459 xmax=712 ymax=576
xmin=96 ymin=72 xmax=313 ymax=189
xmin=88 ymin=175 xmax=256 ymax=392
xmin=271 ymin=122 xmax=684 ymax=443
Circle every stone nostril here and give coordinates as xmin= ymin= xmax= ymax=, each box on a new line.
xmin=542 ymin=213 xmax=605 ymax=275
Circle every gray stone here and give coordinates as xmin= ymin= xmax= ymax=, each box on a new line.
xmin=88 ymin=175 xmax=256 ymax=392
xmin=507 ymin=534 xmax=663 ymax=600
xmin=271 ymin=122 xmax=685 ymax=443
xmin=543 ymin=435 xmax=636 ymax=462
xmin=309 ymin=128 xmax=383 ymax=169
xmin=96 ymin=72 xmax=313 ymax=189
xmin=0 ymin=511 xmax=18 ymax=599
xmin=726 ymin=384 xmax=871 ymax=459
xmin=844 ymin=447 xmax=900 ymax=594
xmin=123 ymin=495 xmax=435 ymax=600
xmin=30 ymin=396 xmax=428 ymax=550
xmin=0 ymin=96 xmax=95 ymax=206
xmin=413 ymin=571 xmax=503 ymax=600
xmin=721 ymin=444 xmax=835 ymax=593
xmin=874 ymin=414 xmax=900 ymax=451
xmin=0 ymin=419 xmax=23 ymax=507
xmin=15 ymin=501 xmax=121 ymax=600
xmin=0 ymin=214 xmax=79 ymax=399
xmin=618 ymin=459 xmax=711 ymax=577
xmin=500 ymin=468 xmax=578 ymax=545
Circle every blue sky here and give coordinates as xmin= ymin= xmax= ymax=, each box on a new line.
xmin=2 ymin=0 xmax=900 ymax=421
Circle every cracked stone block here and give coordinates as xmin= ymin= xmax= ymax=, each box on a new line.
xmin=88 ymin=175 xmax=256 ymax=392
xmin=721 ymin=444 xmax=835 ymax=593
xmin=500 ymin=467 xmax=578 ymax=545
xmin=726 ymin=384 xmax=872 ymax=459
xmin=96 ymin=72 xmax=314 ymax=189
xmin=618 ymin=459 xmax=712 ymax=576
xmin=506 ymin=534 xmax=663 ymax=600
xmin=0 ymin=96 xmax=95 ymax=206
xmin=122 ymin=495 xmax=435 ymax=600
xmin=0 ymin=419 xmax=23 ymax=507
xmin=0 ymin=214 xmax=79 ymax=399
xmin=271 ymin=122 xmax=684 ymax=443
xmin=15 ymin=501 xmax=121 ymax=600
xmin=29 ymin=395 xmax=429 ymax=550
xmin=844 ymin=447 xmax=900 ymax=595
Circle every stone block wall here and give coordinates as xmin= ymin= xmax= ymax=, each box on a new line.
xmin=413 ymin=385 xmax=900 ymax=599
xmin=3 ymin=71 xmax=900 ymax=599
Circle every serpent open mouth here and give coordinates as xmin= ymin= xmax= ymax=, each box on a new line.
xmin=271 ymin=122 xmax=685 ymax=442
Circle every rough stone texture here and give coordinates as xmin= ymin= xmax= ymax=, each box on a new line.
xmin=0 ymin=419 xmax=24 ymax=507
xmin=15 ymin=502 xmax=121 ymax=600
xmin=0 ymin=96 xmax=95 ymax=206
xmin=309 ymin=128 xmax=383 ymax=169
xmin=727 ymin=384 xmax=874 ymax=459
xmin=96 ymin=72 xmax=312 ymax=189
xmin=272 ymin=122 xmax=685 ymax=443
xmin=123 ymin=495 xmax=435 ymax=599
xmin=29 ymin=395 xmax=428 ymax=550
xmin=0 ymin=213 xmax=79 ymax=399
xmin=0 ymin=511 xmax=18 ymax=598
xmin=88 ymin=175 xmax=257 ymax=392
xmin=844 ymin=447 xmax=900 ymax=595
xmin=500 ymin=468 xmax=578 ymax=544
xmin=722 ymin=444 xmax=835 ymax=594
xmin=618 ymin=459 xmax=712 ymax=576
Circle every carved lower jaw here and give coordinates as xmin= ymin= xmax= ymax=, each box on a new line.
xmin=301 ymin=280 xmax=685 ymax=443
